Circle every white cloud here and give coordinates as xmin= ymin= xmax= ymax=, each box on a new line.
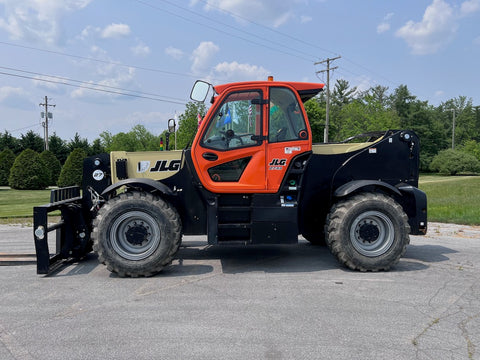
xmin=165 ymin=46 xmax=184 ymax=60
xmin=460 ymin=0 xmax=480 ymax=16
xmin=350 ymin=75 xmax=372 ymax=94
xmin=69 ymin=47 xmax=137 ymax=102
xmin=377 ymin=23 xmax=390 ymax=34
xmin=300 ymin=15 xmax=312 ymax=24
xmin=395 ymin=0 xmax=480 ymax=55
xmin=191 ymin=41 xmax=220 ymax=74
xmin=0 ymin=86 xmax=34 ymax=109
xmin=0 ymin=86 xmax=24 ymax=101
xmin=0 ymin=0 xmax=92 ymax=46
xmin=213 ymin=61 xmax=269 ymax=81
xmin=189 ymin=40 xmax=269 ymax=81
xmin=395 ymin=0 xmax=457 ymax=55
xmin=101 ymin=23 xmax=131 ymax=39
xmin=31 ymin=75 xmax=65 ymax=92
xmin=70 ymin=67 xmax=136 ymax=101
xmin=131 ymin=41 xmax=151 ymax=57
xmin=377 ymin=13 xmax=394 ymax=34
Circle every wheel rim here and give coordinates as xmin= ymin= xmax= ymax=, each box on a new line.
xmin=109 ymin=210 xmax=161 ymax=261
xmin=350 ymin=211 xmax=394 ymax=257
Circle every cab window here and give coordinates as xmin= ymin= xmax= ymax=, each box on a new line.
xmin=269 ymin=87 xmax=308 ymax=143
xmin=202 ymin=90 xmax=263 ymax=150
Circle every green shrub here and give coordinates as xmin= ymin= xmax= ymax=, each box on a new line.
xmin=430 ymin=149 xmax=480 ymax=175
xmin=39 ymin=150 xmax=62 ymax=186
xmin=57 ymin=148 xmax=87 ymax=187
xmin=0 ymin=148 xmax=16 ymax=185
xmin=8 ymin=149 xmax=49 ymax=189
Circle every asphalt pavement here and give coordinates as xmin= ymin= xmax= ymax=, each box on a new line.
xmin=0 ymin=222 xmax=479 ymax=359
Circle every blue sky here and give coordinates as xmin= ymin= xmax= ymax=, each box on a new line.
xmin=0 ymin=0 xmax=479 ymax=142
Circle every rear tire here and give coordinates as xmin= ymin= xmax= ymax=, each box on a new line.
xmin=92 ymin=191 xmax=182 ymax=277
xmin=325 ymin=193 xmax=409 ymax=271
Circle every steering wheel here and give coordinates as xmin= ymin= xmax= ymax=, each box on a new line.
xmin=222 ymin=129 xmax=244 ymax=148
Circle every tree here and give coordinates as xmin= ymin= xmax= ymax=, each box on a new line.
xmin=459 ymin=140 xmax=480 ymax=160
xmin=332 ymin=79 xmax=357 ymax=107
xmin=8 ymin=149 xmax=49 ymax=189
xmin=176 ymin=102 xmax=206 ymax=149
xmin=102 ymin=125 xmax=160 ymax=152
xmin=57 ymin=148 xmax=87 ymax=187
xmin=99 ymin=131 xmax=113 ymax=150
xmin=430 ymin=149 xmax=480 ymax=175
xmin=441 ymin=97 xmax=478 ymax=148
xmin=390 ymin=85 xmax=416 ymax=128
xmin=0 ymin=131 xmax=21 ymax=154
xmin=68 ymin=132 xmax=90 ymax=154
xmin=411 ymin=102 xmax=445 ymax=170
xmin=39 ymin=150 xmax=62 ymax=185
xmin=48 ymin=133 xmax=69 ymax=164
xmin=367 ymin=85 xmax=390 ymax=108
xmin=304 ymin=97 xmax=325 ymax=143
xmin=90 ymin=138 xmax=106 ymax=155
xmin=0 ymin=148 xmax=15 ymax=186
xmin=332 ymin=100 xmax=400 ymax=141
xmin=19 ymin=130 xmax=44 ymax=153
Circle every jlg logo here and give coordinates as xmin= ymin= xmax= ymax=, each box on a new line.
xmin=269 ymin=158 xmax=287 ymax=170
xmin=269 ymin=159 xmax=287 ymax=166
xmin=150 ymin=160 xmax=181 ymax=172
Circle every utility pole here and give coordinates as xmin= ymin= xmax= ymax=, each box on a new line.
xmin=39 ymin=96 xmax=55 ymax=151
xmin=315 ymin=56 xmax=341 ymax=143
xmin=448 ymin=108 xmax=456 ymax=150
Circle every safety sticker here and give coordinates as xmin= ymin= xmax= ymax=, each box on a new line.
xmin=284 ymin=146 xmax=301 ymax=154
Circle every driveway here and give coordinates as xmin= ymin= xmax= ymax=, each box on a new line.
xmin=0 ymin=222 xmax=479 ymax=359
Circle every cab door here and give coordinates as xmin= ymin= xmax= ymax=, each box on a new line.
xmin=265 ymin=86 xmax=312 ymax=191
xmin=191 ymin=85 xmax=312 ymax=194
xmin=191 ymin=88 xmax=268 ymax=193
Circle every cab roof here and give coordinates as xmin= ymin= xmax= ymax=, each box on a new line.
xmin=213 ymin=81 xmax=324 ymax=103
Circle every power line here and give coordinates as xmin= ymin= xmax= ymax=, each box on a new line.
xmin=0 ymin=40 xmax=197 ymax=80
xmin=192 ymin=0 xmax=398 ymax=86
xmin=6 ymin=123 xmax=42 ymax=134
xmin=0 ymin=70 xmax=187 ymax=105
xmin=132 ymin=0 xmax=316 ymax=62
xmin=194 ymin=0 xmax=338 ymax=57
xmin=0 ymin=65 xmax=187 ymax=103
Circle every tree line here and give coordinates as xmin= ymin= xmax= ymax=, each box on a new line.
xmin=305 ymin=79 xmax=480 ymax=174
xmin=1 ymin=79 xmax=479 ymax=189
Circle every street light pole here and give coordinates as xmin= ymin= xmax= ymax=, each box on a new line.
xmin=448 ymin=109 xmax=456 ymax=150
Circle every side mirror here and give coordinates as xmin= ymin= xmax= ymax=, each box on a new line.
xmin=168 ymin=118 xmax=176 ymax=133
xmin=190 ymin=80 xmax=211 ymax=102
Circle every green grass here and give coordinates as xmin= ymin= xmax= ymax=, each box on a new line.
xmin=0 ymin=187 xmax=53 ymax=218
xmin=1 ymin=176 xmax=479 ymax=225
xmin=419 ymin=175 xmax=480 ymax=225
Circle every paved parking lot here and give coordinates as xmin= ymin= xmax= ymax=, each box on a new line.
xmin=1 ymin=222 xmax=479 ymax=359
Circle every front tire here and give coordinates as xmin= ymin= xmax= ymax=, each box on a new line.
xmin=92 ymin=191 xmax=182 ymax=277
xmin=325 ymin=193 xmax=410 ymax=271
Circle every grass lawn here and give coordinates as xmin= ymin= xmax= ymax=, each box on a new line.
xmin=419 ymin=175 xmax=480 ymax=225
xmin=0 ymin=187 xmax=53 ymax=219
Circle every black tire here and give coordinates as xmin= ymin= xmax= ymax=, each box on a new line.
xmin=325 ymin=192 xmax=410 ymax=271
xmin=92 ymin=191 xmax=182 ymax=277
